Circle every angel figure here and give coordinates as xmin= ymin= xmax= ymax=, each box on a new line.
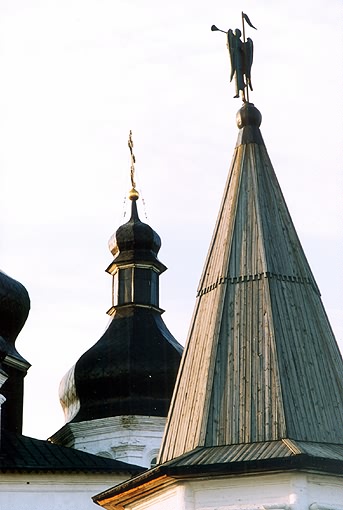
xmin=227 ymin=28 xmax=253 ymax=101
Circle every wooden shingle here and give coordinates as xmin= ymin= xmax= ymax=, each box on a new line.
xmin=158 ymin=103 xmax=343 ymax=464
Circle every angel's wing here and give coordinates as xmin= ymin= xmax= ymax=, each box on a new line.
xmin=226 ymin=29 xmax=237 ymax=82
xmin=243 ymin=37 xmax=254 ymax=90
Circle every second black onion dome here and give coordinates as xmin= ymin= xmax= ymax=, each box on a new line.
xmin=0 ymin=271 xmax=30 ymax=363
xmin=59 ymin=190 xmax=183 ymax=423
xmin=0 ymin=270 xmax=31 ymax=434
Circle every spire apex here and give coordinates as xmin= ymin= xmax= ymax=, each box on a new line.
xmin=235 ymin=102 xmax=264 ymax=146
xmin=236 ymin=102 xmax=262 ymax=128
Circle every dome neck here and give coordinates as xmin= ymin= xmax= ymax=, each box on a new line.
xmin=130 ymin=198 xmax=139 ymax=221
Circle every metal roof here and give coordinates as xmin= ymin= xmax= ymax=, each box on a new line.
xmin=0 ymin=431 xmax=143 ymax=473
xmin=93 ymin=439 xmax=343 ymax=506
xmin=164 ymin=440 xmax=343 ymax=467
xmin=158 ymin=102 xmax=343 ymax=464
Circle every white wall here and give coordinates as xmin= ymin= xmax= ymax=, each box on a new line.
xmin=124 ymin=471 xmax=343 ymax=510
xmin=129 ymin=485 xmax=186 ymax=510
xmin=51 ymin=415 xmax=166 ymax=468
xmin=0 ymin=472 xmax=126 ymax=510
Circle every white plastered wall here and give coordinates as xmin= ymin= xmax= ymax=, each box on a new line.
xmin=52 ymin=415 xmax=166 ymax=468
xmin=126 ymin=471 xmax=343 ymax=510
xmin=0 ymin=472 xmax=126 ymax=510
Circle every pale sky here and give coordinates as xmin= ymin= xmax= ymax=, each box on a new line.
xmin=0 ymin=0 xmax=342 ymax=439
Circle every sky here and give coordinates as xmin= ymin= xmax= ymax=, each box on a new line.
xmin=0 ymin=0 xmax=342 ymax=439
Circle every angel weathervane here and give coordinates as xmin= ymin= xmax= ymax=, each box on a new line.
xmin=212 ymin=12 xmax=257 ymax=103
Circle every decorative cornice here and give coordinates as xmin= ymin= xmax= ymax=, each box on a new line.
xmin=50 ymin=415 xmax=167 ymax=445
xmin=106 ymin=303 xmax=165 ymax=317
xmin=3 ymin=354 xmax=31 ymax=371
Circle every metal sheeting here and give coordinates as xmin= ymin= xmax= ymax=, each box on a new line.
xmin=0 ymin=431 xmax=143 ymax=472
xmin=93 ymin=438 xmax=343 ymax=508
xmin=295 ymin=441 xmax=343 ymax=461
xmin=165 ymin=441 xmax=293 ymax=467
xmin=165 ymin=440 xmax=343 ymax=468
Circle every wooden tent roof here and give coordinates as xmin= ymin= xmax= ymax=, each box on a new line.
xmin=158 ymin=102 xmax=343 ymax=464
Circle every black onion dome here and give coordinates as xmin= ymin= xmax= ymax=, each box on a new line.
xmin=60 ymin=307 xmax=183 ymax=423
xmin=112 ymin=200 xmax=163 ymax=267
xmin=0 ymin=271 xmax=30 ymax=362
xmin=59 ymin=196 xmax=183 ymax=424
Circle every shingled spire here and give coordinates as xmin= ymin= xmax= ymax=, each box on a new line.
xmin=158 ymin=102 xmax=343 ymax=463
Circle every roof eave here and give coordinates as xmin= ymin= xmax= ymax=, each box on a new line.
xmin=93 ymin=454 xmax=343 ymax=508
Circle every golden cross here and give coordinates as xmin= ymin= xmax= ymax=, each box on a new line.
xmin=128 ymin=130 xmax=136 ymax=189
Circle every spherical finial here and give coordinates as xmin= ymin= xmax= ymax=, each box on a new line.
xmin=236 ymin=102 xmax=262 ymax=129
xmin=128 ymin=187 xmax=139 ymax=201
